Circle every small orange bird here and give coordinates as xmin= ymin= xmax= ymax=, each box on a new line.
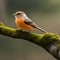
xmin=13 ymin=11 xmax=47 ymax=33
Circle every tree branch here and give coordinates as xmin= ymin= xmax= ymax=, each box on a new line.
xmin=0 ymin=22 xmax=60 ymax=60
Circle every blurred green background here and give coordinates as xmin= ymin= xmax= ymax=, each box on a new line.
xmin=0 ymin=0 xmax=60 ymax=60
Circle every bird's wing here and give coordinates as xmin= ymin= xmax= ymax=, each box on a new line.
xmin=24 ymin=19 xmax=47 ymax=33
xmin=24 ymin=19 xmax=37 ymax=28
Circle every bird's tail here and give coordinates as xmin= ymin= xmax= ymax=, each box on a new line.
xmin=36 ymin=26 xmax=47 ymax=33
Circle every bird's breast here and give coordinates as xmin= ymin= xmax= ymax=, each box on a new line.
xmin=15 ymin=17 xmax=34 ymax=30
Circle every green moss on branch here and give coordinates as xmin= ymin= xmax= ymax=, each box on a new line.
xmin=0 ymin=21 xmax=4 ymax=26
xmin=0 ymin=22 xmax=60 ymax=60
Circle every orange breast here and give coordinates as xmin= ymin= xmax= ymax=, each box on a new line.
xmin=15 ymin=17 xmax=34 ymax=30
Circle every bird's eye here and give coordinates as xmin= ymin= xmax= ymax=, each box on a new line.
xmin=17 ymin=13 xmax=21 ymax=15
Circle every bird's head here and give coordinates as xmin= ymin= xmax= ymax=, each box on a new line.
xmin=13 ymin=11 xmax=29 ymax=19
xmin=13 ymin=11 xmax=25 ymax=18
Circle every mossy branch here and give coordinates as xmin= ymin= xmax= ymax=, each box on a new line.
xmin=0 ymin=22 xmax=60 ymax=60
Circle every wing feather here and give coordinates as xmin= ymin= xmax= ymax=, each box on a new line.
xmin=24 ymin=19 xmax=37 ymax=28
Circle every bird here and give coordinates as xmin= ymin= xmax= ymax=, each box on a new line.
xmin=13 ymin=11 xmax=47 ymax=33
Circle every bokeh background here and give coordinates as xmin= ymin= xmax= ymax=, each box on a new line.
xmin=0 ymin=0 xmax=60 ymax=60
